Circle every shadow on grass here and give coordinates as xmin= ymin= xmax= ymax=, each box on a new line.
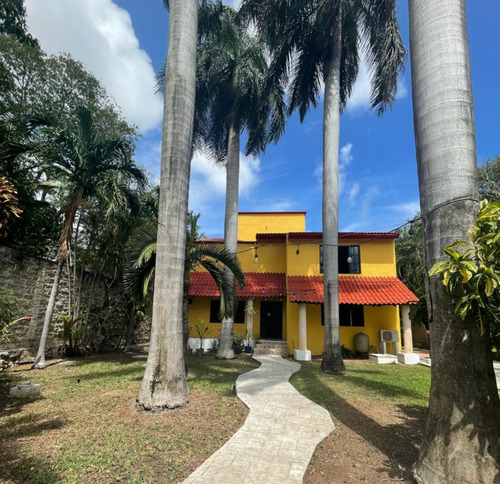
xmin=292 ymin=367 xmax=427 ymax=481
xmin=0 ymin=451 xmax=60 ymax=484
xmin=187 ymin=355 xmax=259 ymax=396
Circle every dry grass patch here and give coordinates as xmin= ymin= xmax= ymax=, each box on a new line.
xmin=0 ymin=353 xmax=258 ymax=484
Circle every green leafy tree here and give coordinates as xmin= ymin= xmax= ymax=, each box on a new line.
xmin=241 ymin=0 xmax=406 ymax=374
xmin=430 ymin=199 xmax=500 ymax=353
xmin=478 ymin=155 xmax=500 ymax=201
xmin=32 ymin=107 xmax=145 ymax=369
xmin=124 ymin=211 xmax=245 ymax=361
xmin=0 ymin=0 xmax=38 ymax=47
xmin=395 ymin=219 xmax=428 ymax=327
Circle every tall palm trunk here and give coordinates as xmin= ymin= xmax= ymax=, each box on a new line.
xmin=136 ymin=0 xmax=197 ymax=411
xmin=409 ymin=2 xmax=500 ymax=482
xmin=217 ymin=121 xmax=240 ymax=359
xmin=321 ymin=32 xmax=346 ymax=376
xmin=32 ymin=259 xmax=63 ymax=369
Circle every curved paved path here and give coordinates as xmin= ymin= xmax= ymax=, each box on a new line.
xmin=182 ymin=356 xmax=334 ymax=483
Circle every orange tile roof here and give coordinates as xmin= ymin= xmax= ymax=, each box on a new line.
xmin=288 ymin=275 xmax=418 ymax=305
xmin=189 ymin=272 xmax=286 ymax=298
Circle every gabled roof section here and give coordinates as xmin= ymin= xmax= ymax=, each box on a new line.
xmin=288 ymin=276 xmax=418 ymax=305
xmin=189 ymin=272 xmax=286 ymax=298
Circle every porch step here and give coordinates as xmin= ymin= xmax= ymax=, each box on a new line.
xmin=253 ymin=340 xmax=288 ymax=358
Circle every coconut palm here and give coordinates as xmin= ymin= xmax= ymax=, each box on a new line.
xmin=136 ymin=0 xmax=198 ymax=411
xmin=408 ymin=2 xmax=500 ymax=482
xmin=193 ymin=1 xmax=286 ymax=359
xmin=124 ymin=211 xmax=245 ymax=361
xmin=241 ymin=0 xmax=406 ymax=374
xmin=32 ymin=106 xmax=145 ymax=369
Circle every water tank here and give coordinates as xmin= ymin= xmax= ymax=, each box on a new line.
xmin=354 ymin=332 xmax=369 ymax=354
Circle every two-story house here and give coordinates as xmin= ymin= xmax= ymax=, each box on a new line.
xmin=187 ymin=212 xmax=417 ymax=359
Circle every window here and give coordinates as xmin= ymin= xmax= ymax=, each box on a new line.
xmin=210 ymin=300 xmax=245 ymax=323
xmin=321 ymin=304 xmax=364 ymax=327
xmin=319 ymin=245 xmax=360 ymax=274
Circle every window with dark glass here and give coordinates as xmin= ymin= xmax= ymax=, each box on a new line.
xmin=319 ymin=245 xmax=361 ymax=274
xmin=210 ymin=300 xmax=245 ymax=323
xmin=321 ymin=304 xmax=364 ymax=327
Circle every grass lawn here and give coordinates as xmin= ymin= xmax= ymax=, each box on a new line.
xmin=0 ymin=353 xmax=259 ymax=484
xmin=290 ymin=359 xmax=431 ymax=483
xmin=1 ymin=354 xmax=431 ymax=484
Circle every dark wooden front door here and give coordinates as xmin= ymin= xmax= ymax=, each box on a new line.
xmin=260 ymin=301 xmax=283 ymax=339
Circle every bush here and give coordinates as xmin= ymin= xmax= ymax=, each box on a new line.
xmin=233 ymin=333 xmax=245 ymax=354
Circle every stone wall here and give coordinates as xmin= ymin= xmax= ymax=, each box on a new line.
xmin=0 ymin=245 xmax=131 ymax=357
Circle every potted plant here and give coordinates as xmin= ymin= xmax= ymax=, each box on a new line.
xmin=233 ymin=333 xmax=245 ymax=354
xmin=190 ymin=319 xmax=210 ymax=356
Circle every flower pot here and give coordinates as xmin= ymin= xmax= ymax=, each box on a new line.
xmin=244 ymin=346 xmax=252 ymax=354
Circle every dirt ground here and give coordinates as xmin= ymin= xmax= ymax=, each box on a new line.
xmin=304 ymin=398 xmax=426 ymax=483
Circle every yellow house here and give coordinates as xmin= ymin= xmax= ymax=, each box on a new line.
xmin=188 ymin=212 xmax=417 ymax=359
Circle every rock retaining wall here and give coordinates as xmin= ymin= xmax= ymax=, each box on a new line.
xmin=0 ymin=245 xmax=131 ymax=357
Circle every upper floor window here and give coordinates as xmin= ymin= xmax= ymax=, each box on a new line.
xmin=319 ymin=245 xmax=361 ymax=274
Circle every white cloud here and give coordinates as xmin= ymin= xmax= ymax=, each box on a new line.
xmin=387 ymin=200 xmax=421 ymax=220
xmin=188 ymin=151 xmax=261 ymax=237
xmin=345 ymin=56 xmax=408 ymax=113
xmin=25 ymin=0 xmax=163 ymax=133
xmin=223 ymin=0 xmax=243 ymax=9
xmin=340 ymin=143 xmax=354 ymax=168
xmin=348 ymin=183 xmax=359 ymax=203
xmin=346 ymin=59 xmax=371 ymax=112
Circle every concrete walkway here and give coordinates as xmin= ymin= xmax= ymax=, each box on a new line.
xmin=182 ymin=356 xmax=334 ymax=483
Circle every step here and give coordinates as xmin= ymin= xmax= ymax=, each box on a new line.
xmin=254 ymin=340 xmax=289 ymax=358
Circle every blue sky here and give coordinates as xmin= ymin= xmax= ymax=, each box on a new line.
xmin=25 ymin=0 xmax=500 ymax=237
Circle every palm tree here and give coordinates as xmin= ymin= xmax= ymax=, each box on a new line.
xmin=241 ymin=0 xmax=406 ymax=374
xmin=32 ymin=107 xmax=145 ymax=369
xmin=194 ymin=1 xmax=286 ymax=359
xmin=124 ymin=211 xmax=245 ymax=361
xmin=136 ymin=0 xmax=198 ymax=411
xmin=408 ymin=2 xmax=500 ymax=482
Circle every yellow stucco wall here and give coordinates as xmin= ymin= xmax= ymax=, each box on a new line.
xmin=286 ymin=238 xmax=396 ymax=277
xmin=188 ymin=298 xmax=250 ymax=339
xmin=190 ymin=212 xmax=402 ymax=356
xmin=238 ymin=212 xmax=305 ymax=241
xmin=285 ymin=303 xmax=401 ymax=356
xmin=238 ymin=242 xmax=286 ymax=273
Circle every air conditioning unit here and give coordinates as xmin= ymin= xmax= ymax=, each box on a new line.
xmin=380 ymin=330 xmax=399 ymax=343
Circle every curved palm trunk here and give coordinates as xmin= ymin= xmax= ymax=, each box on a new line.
xmin=321 ymin=34 xmax=346 ymax=376
xmin=217 ymin=122 xmax=239 ymax=359
xmin=409 ymin=2 xmax=500 ymax=482
xmin=137 ymin=0 xmax=197 ymax=411
xmin=32 ymin=259 xmax=63 ymax=369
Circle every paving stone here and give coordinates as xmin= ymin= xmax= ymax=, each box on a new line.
xmin=182 ymin=355 xmax=334 ymax=483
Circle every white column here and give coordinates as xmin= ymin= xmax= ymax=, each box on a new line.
xmin=294 ymin=303 xmax=311 ymax=361
xmin=246 ymin=298 xmax=254 ymax=346
xmin=397 ymin=305 xmax=420 ymax=364
xmin=402 ymin=305 xmax=413 ymax=354
xmin=299 ymin=303 xmax=307 ymax=350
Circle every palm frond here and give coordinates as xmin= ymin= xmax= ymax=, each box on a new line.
xmin=360 ymin=0 xmax=407 ymax=115
xmin=125 ymin=222 xmax=158 ymax=269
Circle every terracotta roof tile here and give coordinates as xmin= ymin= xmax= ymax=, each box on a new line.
xmin=189 ymin=272 xmax=286 ymax=298
xmin=288 ymin=275 xmax=418 ymax=305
